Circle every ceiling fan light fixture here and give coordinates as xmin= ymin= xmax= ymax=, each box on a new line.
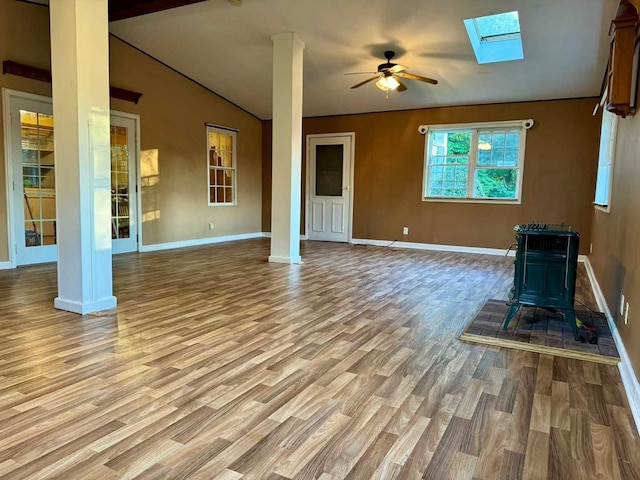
xmin=478 ymin=141 xmax=492 ymax=151
xmin=375 ymin=75 xmax=400 ymax=91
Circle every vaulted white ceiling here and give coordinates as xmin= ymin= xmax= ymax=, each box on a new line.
xmin=110 ymin=0 xmax=619 ymax=119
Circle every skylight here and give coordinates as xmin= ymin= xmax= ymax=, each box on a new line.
xmin=464 ymin=11 xmax=524 ymax=64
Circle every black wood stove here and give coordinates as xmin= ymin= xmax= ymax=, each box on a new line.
xmin=502 ymin=223 xmax=580 ymax=340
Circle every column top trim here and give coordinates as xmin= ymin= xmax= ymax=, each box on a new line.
xmin=271 ymin=32 xmax=305 ymax=49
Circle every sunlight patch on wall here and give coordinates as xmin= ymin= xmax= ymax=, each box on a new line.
xmin=141 ymin=149 xmax=160 ymax=222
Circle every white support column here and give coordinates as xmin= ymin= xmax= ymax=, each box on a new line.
xmin=269 ymin=33 xmax=305 ymax=264
xmin=50 ymin=0 xmax=116 ymax=314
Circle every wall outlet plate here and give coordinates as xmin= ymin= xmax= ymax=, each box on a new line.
xmin=402 ymin=227 xmax=409 ymax=235
xmin=209 ymin=223 xmax=215 ymax=230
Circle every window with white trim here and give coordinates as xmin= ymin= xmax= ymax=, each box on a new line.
xmin=423 ymin=121 xmax=527 ymax=203
xmin=594 ymin=109 xmax=618 ymax=210
xmin=207 ymin=126 xmax=236 ymax=206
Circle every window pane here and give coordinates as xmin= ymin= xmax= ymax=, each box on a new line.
xmin=506 ymin=133 xmax=519 ymax=148
xmin=430 ymin=165 xmax=467 ymax=197
xmin=477 ymin=130 xmax=520 ymax=167
xmin=225 ymin=187 xmax=234 ymax=204
xmin=448 ymin=132 xmax=471 ymax=155
xmin=595 ymin=110 xmax=617 ymax=206
xmin=475 ymin=168 xmax=517 ymax=198
xmin=492 ymin=133 xmax=505 ymax=148
xmin=224 ymin=170 xmax=233 ymax=187
xmin=315 ymin=144 xmax=343 ymax=197
xmin=478 ymin=150 xmax=492 ymax=166
xmin=504 ymin=149 xmax=518 ymax=166
xmin=474 ymin=11 xmax=520 ymax=39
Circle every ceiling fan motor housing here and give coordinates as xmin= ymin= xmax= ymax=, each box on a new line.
xmin=378 ymin=50 xmax=396 ymax=72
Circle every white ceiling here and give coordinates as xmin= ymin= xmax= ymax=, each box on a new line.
xmin=109 ymin=0 xmax=619 ymax=120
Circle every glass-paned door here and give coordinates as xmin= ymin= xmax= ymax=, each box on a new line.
xmin=110 ymin=114 xmax=138 ymax=254
xmin=11 ymin=98 xmax=57 ymax=265
xmin=9 ymin=92 xmax=139 ymax=265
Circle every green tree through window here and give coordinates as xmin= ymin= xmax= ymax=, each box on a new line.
xmin=424 ymin=124 xmax=523 ymax=201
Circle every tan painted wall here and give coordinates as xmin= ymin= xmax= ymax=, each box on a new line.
xmin=263 ymin=99 xmax=600 ymax=253
xmin=108 ymin=37 xmax=262 ymax=246
xmin=590 ymin=112 xmax=640 ymax=376
xmin=0 ymin=2 xmax=262 ymax=263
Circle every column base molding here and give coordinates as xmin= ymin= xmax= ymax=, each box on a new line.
xmin=268 ymin=255 xmax=302 ymax=264
xmin=54 ymin=296 xmax=117 ymax=315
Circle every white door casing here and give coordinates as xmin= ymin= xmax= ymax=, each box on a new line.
xmin=306 ymin=133 xmax=354 ymax=242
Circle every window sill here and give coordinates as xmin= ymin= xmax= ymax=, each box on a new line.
xmin=422 ymin=197 xmax=521 ymax=205
xmin=594 ymin=204 xmax=611 ymax=213
xmin=208 ymin=203 xmax=237 ymax=207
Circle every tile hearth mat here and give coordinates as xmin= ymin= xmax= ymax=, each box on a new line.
xmin=460 ymin=299 xmax=620 ymax=365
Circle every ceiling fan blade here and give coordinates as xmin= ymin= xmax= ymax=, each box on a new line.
xmin=395 ymin=77 xmax=408 ymax=92
xmin=350 ymin=75 xmax=380 ymax=89
xmin=389 ymin=64 xmax=407 ymax=73
xmin=395 ymin=71 xmax=438 ymax=85
xmin=345 ymin=72 xmax=378 ymax=75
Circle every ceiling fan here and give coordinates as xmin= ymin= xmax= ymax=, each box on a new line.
xmin=347 ymin=50 xmax=438 ymax=93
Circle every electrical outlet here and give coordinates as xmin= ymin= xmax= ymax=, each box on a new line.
xmin=402 ymin=227 xmax=409 ymax=235
xmin=208 ymin=223 xmax=215 ymax=230
xmin=589 ymin=243 xmax=593 ymax=253
xmin=625 ymin=302 xmax=630 ymax=325
xmin=621 ymin=294 xmax=625 ymax=316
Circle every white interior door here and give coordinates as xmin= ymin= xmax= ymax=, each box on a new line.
xmin=6 ymin=90 xmax=139 ymax=265
xmin=10 ymin=96 xmax=57 ymax=265
xmin=109 ymin=114 xmax=138 ymax=254
xmin=308 ymin=135 xmax=352 ymax=242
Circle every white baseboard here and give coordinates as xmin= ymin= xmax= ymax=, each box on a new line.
xmin=349 ymin=239 xmax=590 ymax=263
xmin=261 ymin=233 xmax=308 ymax=240
xmin=0 ymin=261 xmax=13 ymax=270
xmin=350 ymin=238 xmax=517 ymax=257
xmin=139 ymin=232 xmax=264 ymax=253
xmin=584 ymin=257 xmax=640 ymax=434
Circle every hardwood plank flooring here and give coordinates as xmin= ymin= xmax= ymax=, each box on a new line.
xmin=0 ymin=238 xmax=638 ymax=479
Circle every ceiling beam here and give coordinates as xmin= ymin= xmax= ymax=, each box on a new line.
xmin=108 ymin=0 xmax=208 ymax=22
xmin=2 ymin=60 xmax=143 ymax=104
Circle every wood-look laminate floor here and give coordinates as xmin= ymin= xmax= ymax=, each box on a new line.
xmin=0 ymin=239 xmax=638 ymax=480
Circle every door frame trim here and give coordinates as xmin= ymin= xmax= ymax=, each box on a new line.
xmin=305 ymin=132 xmax=355 ymax=242
xmin=2 ymin=88 xmax=141 ymax=268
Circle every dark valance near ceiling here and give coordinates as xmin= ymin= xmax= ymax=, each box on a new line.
xmin=2 ymin=60 xmax=143 ymax=104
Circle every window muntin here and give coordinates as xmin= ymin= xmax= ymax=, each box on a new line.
xmin=423 ymin=122 xmax=525 ymax=203
xmin=207 ymin=126 xmax=236 ymax=206
xmin=594 ymin=109 xmax=618 ymax=210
